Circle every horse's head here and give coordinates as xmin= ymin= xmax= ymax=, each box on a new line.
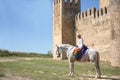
xmin=56 ymin=45 xmax=62 ymax=58
xmin=56 ymin=44 xmax=72 ymax=58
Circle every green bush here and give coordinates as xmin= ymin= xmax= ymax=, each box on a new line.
xmin=0 ymin=49 xmax=52 ymax=58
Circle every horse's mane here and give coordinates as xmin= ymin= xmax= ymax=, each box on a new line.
xmin=58 ymin=44 xmax=73 ymax=48
xmin=59 ymin=44 xmax=68 ymax=46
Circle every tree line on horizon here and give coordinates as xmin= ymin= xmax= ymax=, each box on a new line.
xmin=0 ymin=49 xmax=52 ymax=58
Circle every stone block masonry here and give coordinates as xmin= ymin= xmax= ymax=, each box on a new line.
xmin=53 ymin=0 xmax=120 ymax=67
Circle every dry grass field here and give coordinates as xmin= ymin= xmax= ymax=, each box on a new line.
xmin=0 ymin=57 xmax=120 ymax=80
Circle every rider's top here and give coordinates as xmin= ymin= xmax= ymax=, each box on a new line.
xmin=78 ymin=38 xmax=83 ymax=49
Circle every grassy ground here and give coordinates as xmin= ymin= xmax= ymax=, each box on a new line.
xmin=0 ymin=57 xmax=120 ymax=80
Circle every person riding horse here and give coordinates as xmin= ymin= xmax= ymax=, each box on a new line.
xmin=74 ymin=34 xmax=88 ymax=60
xmin=56 ymin=34 xmax=101 ymax=78
xmin=77 ymin=34 xmax=83 ymax=49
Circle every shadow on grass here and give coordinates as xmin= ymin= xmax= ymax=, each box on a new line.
xmin=100 ymin=77 xmax=120 ymax=80
xmin=78 ymin=75 xmax=120 ymax=80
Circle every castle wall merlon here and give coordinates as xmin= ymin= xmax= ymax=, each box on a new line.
xmin=62 ymin=0 xmax=80 ymax=10
xmin=97 ymin=7 xmax=108 ymax=18
xmin=104 ymin=7 xmax=107 ymax=14
xmin=99 ymin=8 xmax=103 ymax=16
xmin=91 ymin=7 xmax=96 ymax=18
xmin=53 ymin=0 xmax=80 ymax=12
xmin=87 ymin=8 xmax=92 ymax=17
xmin=75 ymin=6 xmax=108 ymax=21
xmin=96 ymin=10 xmax=99 ymax=18
xmin=75 ymin=12 xmax=80 ymax=21
xmin=71 ymin=0 xmax=77 ymax=8
xmin=71 ymin=0 xmax=76 ymax=8
xmin=54 ymin=0 xmax=65 ymax=6
xmin=75 ymin=7 xmax=96 ymax=21
xmin=54 ymin=0 xmax=59 ymax=5
xmin=81 ymin=12 xmax=84 ymax=19
xmin=66 ymin=0 xmax=70 ymax=6
xmin=75 ymin=15 xmax=77 ymax=21
xmin=75 ymin=13 xmax=78 ymax=20
xmin=84 ymin=11 xmax=87 ymax=18
xmin=54 ymin=0 xmax=56 ymax=5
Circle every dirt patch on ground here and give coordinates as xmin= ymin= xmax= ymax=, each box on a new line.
xmin=0 ymin=57 xmax=39 ymax=62
xmin=76 ymin=75 xmax=120 ymax=80
xmin=0 ymin=74 xmax=120 ymax=80
xmin=0 ymin=74 xmax=32 ymax=80
xmin=0 ymin=59 xmax=17 ymax=62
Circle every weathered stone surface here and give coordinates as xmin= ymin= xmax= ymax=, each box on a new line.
xmin=53 ymin=0 xmax=80 ymax=59
xmin=100 ymin=0 xmax=109 ymax=8
xmin=53 ymin=0 xmax=120 ymax=67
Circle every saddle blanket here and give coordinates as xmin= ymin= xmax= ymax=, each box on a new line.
xmin=73 ymin=47 xmax=89 ymax=62
xmin=80 ymin=50 xmax=89 ymax=62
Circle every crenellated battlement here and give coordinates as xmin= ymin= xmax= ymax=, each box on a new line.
xmin=75 ymin=7 xmax=108 ymax=21
xmin=63 ymin=0 xmax=80 ymax=8
xmin=54 ymin=0 xmax=80 ymax=9
xmin=53 ymin=0 xmax=120 ymax=67
xmin=54 ymin=0 xmax=61 ymax=5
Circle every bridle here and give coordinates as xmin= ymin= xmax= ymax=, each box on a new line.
xmin=56 ymin=46 xmax=61 ymax=57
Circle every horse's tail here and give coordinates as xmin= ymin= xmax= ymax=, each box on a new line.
xmin=96 ymin=51 xmax=101 ymax=77
xmin=96 ymin=51 xmax=101 ymax=74
xmin=96 ymin=51 xmax=100 ymax=66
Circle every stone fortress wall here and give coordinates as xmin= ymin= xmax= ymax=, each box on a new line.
xmin=100 ymin=0 xmax=109 ymax=8
xmin=53 ymin=0 xmax=120 ymax=67
xmin=75 ymin=6 xmax=111 ymax=62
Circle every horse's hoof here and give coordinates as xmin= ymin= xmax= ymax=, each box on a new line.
xmin=68 ymin=73 xmax=71 ymax=76
xmin=71 ymin=74 xmax=74 ymax=76
xmin=68 ymin=73 xmax=74 ymax=77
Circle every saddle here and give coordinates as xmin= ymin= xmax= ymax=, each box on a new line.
xmin=73 ymin=45 xmax=88 ymax=60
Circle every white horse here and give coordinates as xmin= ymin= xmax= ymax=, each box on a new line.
xmin=56 ymin=44 xmax=101 ymax=78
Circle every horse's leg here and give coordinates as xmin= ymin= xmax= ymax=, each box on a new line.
xmin=92 ymin=62 xmax=101 ymax=78
xmin=92 ymin=52 xmax=101 ymax=78
xmin=68 ymin=58 xmax=71 ymax=76
xmin=70 ymin=62 xmax=74 ymax=76
xmin=68 ymin=58 xmax=74 ymax=76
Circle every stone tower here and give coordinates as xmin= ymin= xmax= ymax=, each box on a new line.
xmin=53 ymin=0 xmax=120 ymax=67
xmin=53 ymin=0 xmax=80 ymax=59
xmin=108 ymin=0 xmax=120 ymax=67
xmin=100 ymin=0 xmax=109 ymax=8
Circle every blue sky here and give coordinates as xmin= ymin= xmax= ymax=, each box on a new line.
xmin=0 ymin=0 xmax=99 ymax=54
